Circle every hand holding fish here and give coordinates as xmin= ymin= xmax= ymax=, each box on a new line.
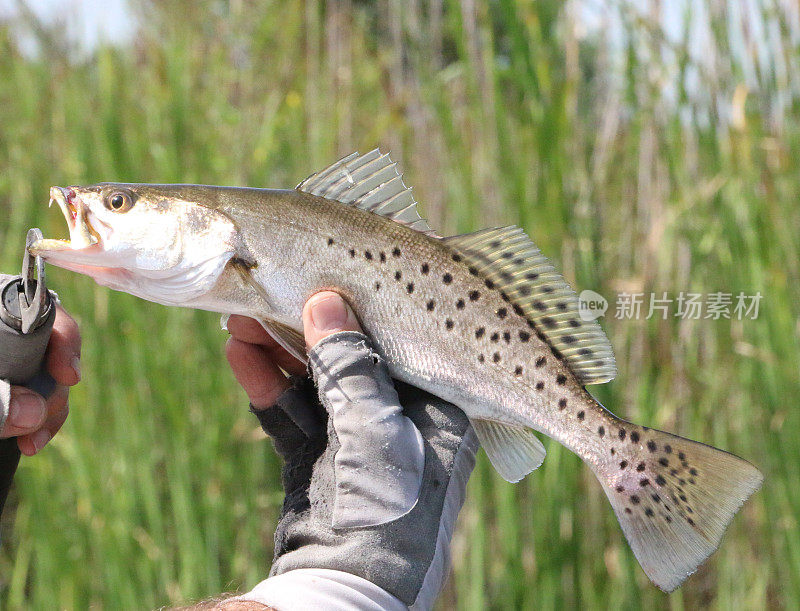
xmin=0 ymin=286 xmax=80 ymax=456
xmin=224 ymin=292 xmax=477 ymax=610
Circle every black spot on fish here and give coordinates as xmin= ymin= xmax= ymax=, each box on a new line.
xmin=556 ymin=374 xmax=567 ymax=385
xmin=475 ymin=327 xmax=485 ymax=338
xmin=478 ymin=354 xmax=485 ymax=363
xmin=636 ymin=462 xmax=645 ymax=471
xmin=689 ymin=478 xmax=696 ymax=485
xmin=349 ymin=248 xmax=356 ymax=257
xmin=502 ymin=251 xmax=514 ymax=259
xmin=535 ymin=356 xmax=546 ymax=367
xmin=542 ymin=286 xmax=554 ymax=294
xmin=469 ymin=290 xmax=480 ymax=301
xmin=513 ymin=258 xmax=524 ymax=265
xmin=652 ymin=494 xmax=660 ymax=502
xmin=365 ymin=250 xmax=373 ymax=260
xmin=664 ymin=444 xmax=672 ymax=454
xmin=503 ymin=331 xmax=511 ymax=343
xmin=631 ymin=495 xmax=640 ymax=504
xmin=443 ymin=273 xmax=453 ymax=284
xmin=526 ymin=272 xmax=539 ymax=280
xmin=492 ymin=352 xmax=501 ymax=363
xmin=421 ymin=263 xmax=429 ymax=274
xmin=670 ymin=469 xmax=679 ymax=476
xmin=630 ymin=431 xmax=640 ymax=443
xmin=562 ymin=335 xmax=576 ymax=344
xmin=559 ymin=398 xmax=568 ymax=410
xmin=678 ymin=452 xmax=686 ymax=461
xmin=618 ymin=429 xmax=627 ymax=440
xmin=655 ymin=475 xmax=666 ymax=486
xmin=679 ymin=494 xmax=687 ymax=502
xmin=535 ymin=381 xmax=544 ymax=391
xmin=500 ymin=292 xmax=510 ymax=303
xmin=375 ymin=282 xmax=381 ymax=291
xmin=647 ymin=441 xmax=657 ymax=452
xmin=557 ymin=302 xmax=567 ymax=311
xmin=407 ymin=283 xmax=414 ymax=294
xmin=395 ymin=271 xmax=402 ymax=280
xmin=452 ymin=253 xmax=462 ymax=262
xmin=625 ymin=508 xmax=632 ymax=514
xmin=497 ymin=307 xmax=508 ymax=319
xmin=687 ymin=517 xmax=695 ymax=527
xmin=610 ymin=448 xmax=616 ymax=455
xmin=379 ymin=252 xmax=386 ymax=262
xmin=541 ymin=316 xmax=557 ymax=328
xmin=577 ymin=411 xmax=585 ymax=421
xmin=579 ymin=348 xmax=592 ymax=356
xmin=659 ymin=458 xmax=669 ymax=467
xmin=327 ymin=238 xmax=334 ymax=246
xmin=552 ymin=348 xmax=564 ymax=360
xmin=645 ymin=508 xmax=654 ymax=517
xmin=620 ymin=460 xmax=628 ymax=469
xmin=616 ymin=485 xmax=624 ymax=493
xmin=490 ymin=332 xmax=499 ymax=342
xmin=468 ymin=266 xmax=478 ymax=276
xmin=392 ymin=247 xmax=401 ymax=257
xmin=485 ymin=279 xmax=495 ymax=289
xmin=514 ymin=366 xmax=523 ymax=376
xmin=426 ymin=300 xmax=435 ymax=311
xmin=456 ymin=299 xmax=465 ymax=310
xmin=665 ymin=515 xmax=672 ymax=523
xmin=519 ymin=286 xmax=531 ymax=296
xmin=513 ymin=304 xmax=524 ymax=316
xmin=445 ymin=319 xmax=454 ymax=330
xmin=568 ymin=320 xmax=580 ymax=328
xmin=689 ymin=468 xmax=698 ymax=476
xmin=640 ymin=478 xmax=650 ymax=487
xmin=490 ymin=240 xmax=501 ymax=248
xmin=598 ymin=425 xmax=605 ymax=437
xmin=519 ymin=331 xmax=530 ymax=342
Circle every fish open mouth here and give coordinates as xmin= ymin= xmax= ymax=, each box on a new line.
xmin=29 ymin=187 xmax=101 ymax=254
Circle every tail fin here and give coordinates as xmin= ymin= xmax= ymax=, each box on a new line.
xmin=593 ymin=423 xmax=762 ymax=591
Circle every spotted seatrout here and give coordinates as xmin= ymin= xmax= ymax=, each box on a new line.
xmin=31 ymin=150 xmax=762 ymax=591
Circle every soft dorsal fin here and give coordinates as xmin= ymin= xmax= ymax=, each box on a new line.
xmin=443 ymin=227 xmax=617 ymax=385
xmin=297 ymin=149 xmax=436 ymax=235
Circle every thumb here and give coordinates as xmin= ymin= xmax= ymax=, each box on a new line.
xmin=303 ymin=291 xmax=362 ymax=349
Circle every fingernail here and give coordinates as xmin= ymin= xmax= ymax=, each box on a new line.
xmin=309 ymin=295 xmax=350 ymax=332
xmin=32 ymin=429 xmax=51 ymax=453
xmin=10 ymin=393 xmax=46 ymax=428
xmin=70 ymin=356 xmax=81 ymax=381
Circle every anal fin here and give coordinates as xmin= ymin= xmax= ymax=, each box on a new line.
xmin=471 ymin=419 xmax=546 ymax=483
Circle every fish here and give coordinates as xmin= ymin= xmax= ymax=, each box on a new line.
xmin=30 ymin=149 xmax=762 ymax=591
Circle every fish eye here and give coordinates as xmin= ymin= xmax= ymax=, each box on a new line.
xmin=106 ymin=191 xmax=133 ymax=212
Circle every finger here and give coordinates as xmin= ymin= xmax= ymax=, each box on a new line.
xmin=1 ymin=387 xmax=46 ymax=438
xmin=45 ymin=305 xmax=81 ymax=386
xmin=17 ymin=403 xmax=68 ymax=456
xmin=226 ymin=337 xmax=292 ymax=410
xmin=302 ymin=292 xmax=362 ymax=349
xmin=227 ymin=315 xmax=273 ymax=345
xmin=227 ymin=316 xmax=306 ymax=376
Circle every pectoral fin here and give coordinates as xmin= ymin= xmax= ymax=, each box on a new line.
xmin=259 ymin=319 xmax=308 ymax=364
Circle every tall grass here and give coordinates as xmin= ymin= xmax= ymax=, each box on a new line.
xmin=0 ymin=1 xmax=798 ymax=608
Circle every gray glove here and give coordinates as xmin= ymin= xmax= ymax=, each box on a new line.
xmin=251 ymin=331 xmax=479 ymax=610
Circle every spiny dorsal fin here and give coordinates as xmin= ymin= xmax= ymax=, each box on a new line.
xmin=297 ymin=149 xmax=436 ymax=235
xmin=443 ymin=227 xmax=617 ymax=385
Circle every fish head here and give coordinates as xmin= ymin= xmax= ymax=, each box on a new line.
xmin=30 ymin=184 xmax=239 ymax=305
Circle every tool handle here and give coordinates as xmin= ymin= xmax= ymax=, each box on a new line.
xmin=0 ymin=296 xmax=56 ymax=518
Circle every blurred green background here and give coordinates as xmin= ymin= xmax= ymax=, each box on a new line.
xmin=0 ymin=0 xmax=798 ymax=608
